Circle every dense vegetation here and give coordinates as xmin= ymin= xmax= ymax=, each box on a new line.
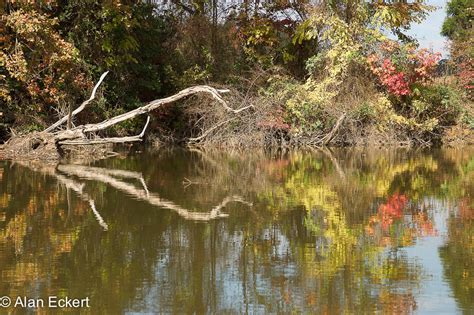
xmin=0 ymin=0 xmax=473 ymax=147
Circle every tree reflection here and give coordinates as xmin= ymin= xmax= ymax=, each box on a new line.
xmin=0 ymin=148 xmax=472 ymax=313
xmin=439 ymin=153 xmax=474 ymax=313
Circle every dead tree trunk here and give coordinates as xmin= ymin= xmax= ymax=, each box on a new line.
xmin=2 ymin=72 xmax=252 ymax=160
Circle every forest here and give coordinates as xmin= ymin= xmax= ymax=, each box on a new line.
xmin=0 ymin=0 xmax=473 ymax=151
xmin=0 ymin=2 xmax=473 ymax=313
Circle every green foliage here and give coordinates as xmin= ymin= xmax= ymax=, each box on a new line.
xmin=278 ymin=1 xmax=434 ymax=135
xmin=417 ymin=84 xmax=462 ymax=122
xmin=164 ymin=47 xmax=214 ymax=90
xmin=60 ymin=1 xmax=171 ymax=107
xmin=462 ymin=111 xmax=474 ymax=129
xmin=0 ymin=0 xmax=173 ymax=131
xmin=354 ymin=101 xmax=376 ymax=121
xmin=235 ymin=1 xmax=318 ymax=77
xmin=441 ymin=0 xmax=473 ymax=41
xmin=361 ymin=84 xmax=462 ymax=136
xmin=0 ymin=0 xmax=469 ymax=145
xmin=304 ymin=53 xmax=325 ymax=75
xmin=442 ymin=0 xmax=473 ymax=100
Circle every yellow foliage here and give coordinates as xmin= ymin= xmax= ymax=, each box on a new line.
xmin=369 ymin=94 xmax=440 ymax=132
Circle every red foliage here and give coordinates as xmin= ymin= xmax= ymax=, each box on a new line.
xmin=379 ymin=59 xmax=410 ymax=96
xmin=367 ymin=42 xmax=441 ymax=97
xmin=366 ymin=192 xmax=438 ymax=240
xmin=378 ymin=193 xmax=408 ymax=229
xmin=458 ymin=59 xmax=474 ymax=99
xmin=257 ymin=107 xmax=290 ymax=130
xmin=459 ymin=198 xmax=474 ymax=220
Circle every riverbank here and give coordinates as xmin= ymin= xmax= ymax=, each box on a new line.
xmin=1 ymin=101 xmax=473 ymax=163
xmin=2 ymin=1 xmax=472 ymax=161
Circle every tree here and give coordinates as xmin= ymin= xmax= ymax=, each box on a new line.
xmin=441 ymin=0 xmax=473 ymax=41
xmin=441 ymin=0 xmax=473 ymax=99
xmin=1 ymin=5 xmax=91 ymax=127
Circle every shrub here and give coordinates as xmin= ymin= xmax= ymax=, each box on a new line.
xmin=1 ymin=9 xmax=91 ymax=117
xmin=368 ymin=41 xmax=441 ymax=97
xmin=415 ymin=84 xmax=462 ymax=126
xmin=367 ymin=94 xmax=439 ymax=133
xmin=365 ymin=41 xmax=464 ymax=139
xmin=458 ymin=58 xmax=474 ymax=100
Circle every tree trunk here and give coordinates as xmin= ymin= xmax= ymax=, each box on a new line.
xmin=2 ymin=72 xmax=252 ymax=161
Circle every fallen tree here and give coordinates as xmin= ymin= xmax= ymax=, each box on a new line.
xmin=2 ymin=72 xmax=252 ymax=160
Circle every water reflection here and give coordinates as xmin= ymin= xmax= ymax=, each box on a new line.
xmin=0 ymin=148 xmax=472 ymax=313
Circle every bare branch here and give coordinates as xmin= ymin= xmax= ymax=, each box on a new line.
xmin=188 ymin=117 xmax=237 ymax=142
xmin=45 ymin=71 xmax=109 ymax=132
xmin=59 ymin=116 xmax=151 ymax=145
xmin=69 ymin=86 xmax=236 ymax=134
xmin=138 ymin=115 xmax=151 ymax=138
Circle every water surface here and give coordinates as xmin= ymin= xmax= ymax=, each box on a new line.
xmin=0 ymin=148 xmax=473 ymax=314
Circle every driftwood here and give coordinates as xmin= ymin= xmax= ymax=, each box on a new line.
xmin=3 ymin=72 xmax=252 ymax=160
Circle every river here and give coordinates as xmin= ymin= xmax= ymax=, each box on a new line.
xmin=0 ymin=148 xmax=472 ymax=314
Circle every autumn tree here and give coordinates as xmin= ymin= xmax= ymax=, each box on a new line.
xmin=442 ymin=0 xmax=473 ymax=99
xmin=1 ymin=2 xmax=91 ymax=128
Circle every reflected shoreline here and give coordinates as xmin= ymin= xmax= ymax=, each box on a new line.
xmin=0 ymin=148 xmax=472 ymax=313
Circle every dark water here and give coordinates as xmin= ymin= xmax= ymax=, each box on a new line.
xmin=0 ymin=148 xmax=473 ymax=314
